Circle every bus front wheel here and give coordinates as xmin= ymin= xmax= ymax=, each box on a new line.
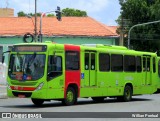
xmin=62 ymin=87 xmax=77 ymax=106
xmin=31 ymin=98 xmax=44 ymax=106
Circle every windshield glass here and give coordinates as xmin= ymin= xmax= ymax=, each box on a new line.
xmin=8 ymin=54 xmax=46 ymax=81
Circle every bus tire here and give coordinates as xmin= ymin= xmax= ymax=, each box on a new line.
xmin=118 ymin=85 xmax=132 ymax=102
xmin=31 ymin=99 xmax=44 ymax=106
xmin=92 ymin=97 xmax=105 ymax=102
xmin=62 ymin=87 xmax=77 ymax=106
xmin=124 ymin=85 xmax=132 ymax=101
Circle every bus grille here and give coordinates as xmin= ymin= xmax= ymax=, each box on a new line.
xmin=12 ymin=91 xmax=32 ymax=97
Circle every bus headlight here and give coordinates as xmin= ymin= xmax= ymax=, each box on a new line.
xmin=7 ymin=82 xmax=11 ymax=90
xmin=35 ymin=82 xmax=44 ymax=91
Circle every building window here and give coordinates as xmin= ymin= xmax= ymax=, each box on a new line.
xmin=99 ymin=53 xmax=110 ymax=71
xmin=66 ymin=51 xmax=79 ymax=70
xmin=111 ymin=54 xmax=123 ymax=72
xmin=124 ymin=55 xmax=136 ymax=72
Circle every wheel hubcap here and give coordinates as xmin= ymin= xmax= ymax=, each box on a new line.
xmin=67 ymin=91 xmax=73 ymax=102
xmin=126 ymin=89 xmax=130 ymax=99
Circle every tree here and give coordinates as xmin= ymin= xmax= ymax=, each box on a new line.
xmin=17 ymin=8 xmax=87 ymax=17
xmin=17 ymin=11 xmax=26 ymax=17
xmin=17 ymin=11 xmax=41 ymax=17
xmin=28 ymin=12 xmax=41 ymax=17
xmin=47 ymin=14 xmax=55 ymax=17
xmin=62 ymin=8 xmax=87 ymax=17
xmin=117 ymin=0 xmax=160 ymax=52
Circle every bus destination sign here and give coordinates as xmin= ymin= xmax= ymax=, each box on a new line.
xmin=12 ymin=45 xmax=47 ymax=52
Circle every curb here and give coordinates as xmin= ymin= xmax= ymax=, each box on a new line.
xmin=0 ymin=85 xmax=6 ymax=88
xmin=0 ymin=85 xmax=7 ymax=99
xmin=0 ymin=93 xmax=7 ymax=99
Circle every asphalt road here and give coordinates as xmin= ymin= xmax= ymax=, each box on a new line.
xmin=0 ymin=93 xmax=160 ymax=121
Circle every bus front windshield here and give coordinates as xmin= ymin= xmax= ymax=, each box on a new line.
xmin=8 ymin=54 xmax=46 ymax=81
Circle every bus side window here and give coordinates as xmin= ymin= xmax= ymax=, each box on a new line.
xmin=91 ymin=53 xmax=95 ymax=70
xmin=66 ymin=51 xmax=79 ymax=70
xmin=85 ymin=53 xmax=89 ymax=70
xmin=136 ymin=56 xmax=142 ymax=72
xmin=111 ymin=54 xmax=123 ymax=72
xmin=143 ymin=57 xmax=146 ymax=71
xmin=153 ymin=57 xmax=156 ymax=73
xmin=143 ymin=57 xmax=151 ymax=72
xmin=147 ymin=58 xmax=150 ymax=71
xmin=99 ymin=53 xmax=110 ymax=71
xmin=124 ymin=55 xmax=136 ymax=72
xmin=47 ymin=56 xmax=62 ymax=80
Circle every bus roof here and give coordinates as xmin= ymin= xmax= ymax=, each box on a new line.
xmin=12 ymin=41 xmax=157 ymax=56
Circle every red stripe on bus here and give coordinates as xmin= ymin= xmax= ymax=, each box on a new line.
xmin=10 ymin=86 xmax=36 ymax=91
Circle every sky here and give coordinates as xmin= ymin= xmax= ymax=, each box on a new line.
xmin=0 ymin=0 xmax=121 ymax=25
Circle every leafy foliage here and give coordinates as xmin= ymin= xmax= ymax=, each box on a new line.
xmin=117 ymin=0 xmax=160 ymax=52
xmin=17 ymin=11 xmax=26 ymax=17
xmin=62 ymin=8 xmax=87 ymax=17
xmin=18 ymin=12 xmax=41 ymax=17
xmin=47 ymin=14 xmax=55 ymax=17
xmin=17 ymin=8 xmax=87 ymax=17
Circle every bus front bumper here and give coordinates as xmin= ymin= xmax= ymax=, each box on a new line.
xmin=7 ymin=88 xmax=47 ymax=99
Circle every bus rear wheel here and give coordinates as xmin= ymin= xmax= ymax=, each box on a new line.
xmin=62 ymin=87 xmax=77 ymax=106
xmin=31 ymin=99 xmax=44 ymax=106
xmin=117 ymin=85 xmax=132 ymax=102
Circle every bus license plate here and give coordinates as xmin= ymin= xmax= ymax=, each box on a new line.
xmin=18 ymin=95 xmax=25 ymax=98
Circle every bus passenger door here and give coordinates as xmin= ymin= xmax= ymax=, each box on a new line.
xmin=143 ymin=56 xmax=151 ymax=86
xmin=84 ymin=52 xmax=96 ymax=87
xmin=46 ymin=52 xmax=64 ymax=99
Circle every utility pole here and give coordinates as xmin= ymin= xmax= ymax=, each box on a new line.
xmin=34 ymin=0 xmax=37 ymax=42
xmin=119 ymin=0 xmax=124 ymax=46
xmin=119 ymin=11 xmax=124 ymax=46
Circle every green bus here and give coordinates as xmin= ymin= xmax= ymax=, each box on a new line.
xmin=6 ymin=41 xmax=158 ymax=106
xmin=157 ymin=57 xmax=160 ymax=90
